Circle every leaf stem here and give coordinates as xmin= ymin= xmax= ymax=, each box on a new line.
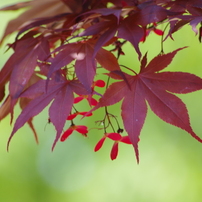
xmin=160 ymin=23 xmax=169 ymax=54
xmin=120 ymin=64 xmax=137 ymax=75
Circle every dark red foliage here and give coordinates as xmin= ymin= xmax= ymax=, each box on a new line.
xmin=1 ymin=0 xmax=202 ymax=162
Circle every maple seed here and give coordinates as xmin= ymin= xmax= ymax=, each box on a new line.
xmin=111 ymin=142 xmax=119 ymax=160
xmin=94 ymin=133 xmax=132 ymax=160
xmin=67 ymin=112 xmax=93 ymax=120
xmin=60 ymin=125 xmax=88 ymax=142
xmin=94 ymin=137 xmax=106 ymax=152
xmin=74 ymin=95 xmax=98 ymax=106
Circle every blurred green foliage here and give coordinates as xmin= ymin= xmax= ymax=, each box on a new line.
xmin=1 ymin=1 xmax=202 ymax=202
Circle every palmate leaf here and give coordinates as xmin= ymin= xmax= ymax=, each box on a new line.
xmin=0 ymin=72 xmax=42 ymax=142
xmin=93 ymin=18 xmax=119 ymax=58
xmin=0 ymin=35 xmax=36 ymax=101
xmin=7 ymin=77 xmax=89 ymax=150
xmin=135 ymin=2 xmax=169 ymax=26
xmin=0 ymin=0 xmax=70 ymax=43
xmin=79 ymin=13 xmax=144 ymax=59
xmin=19 ymin=97 xmax=39 ymax=144
xmin=75 ymin=42 xmax=96 ymax=91
xmin=48 ymin=41 xmax=96 ymax=91
xmin=49 ymin=40 xmax=120 ymax=91
xmin=49 ymin=85 xmax=74 ymax=150
xmin=92 ymin=48 xmax=202 ymax=162
xmin=117 ymin=15 xmax=144 ymax=59
xmin=7 ymin=79 xmax=64 ymax=150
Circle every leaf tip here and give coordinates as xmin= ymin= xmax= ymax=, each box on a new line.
xmin=190 ymin=131 xmax=202 ymax=144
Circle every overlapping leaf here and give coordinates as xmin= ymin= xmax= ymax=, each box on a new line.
xmin=117 ymin=15 xmax=144 ymax=59
xmin=7 ymin=77 xmax=89 ymax=150
xmin=0 ymin=0 xmax=70 ymax=43
xmin=0 ymin=35 xmax=36 ymax=101
xmin=48 ymin=40 xmax=120 ymax=91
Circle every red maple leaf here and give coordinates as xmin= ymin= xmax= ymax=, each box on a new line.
xmin=48 ymin=39 xmax=120 ymax=92
xmin=7 ymin=76 xmax=89 ymax=151
xmin=91 ymin=48 xmax=202 ymax=163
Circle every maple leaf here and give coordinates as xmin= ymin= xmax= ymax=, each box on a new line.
xmin=48 ymin=41 xmax=96 ymax=91
xmin=135 ymin=2 xmax=169 ymax=26
xmin=117 ymin=14 xmax=144 ymax=59
xmin=7 ymin=77 xmax=89 ymax=151
xmin=91 ymin=48 xmax=202 ymax=163
xmin=19 ymin=97 xmax=39 ymax=144
xmin=0 ymin=35 xmax=35 ymax=102
xmin=48 ymin=40 xmax=120 ymax=91
xmin=0 ymin=0 xmax=72 ymax=43
xmin=0 ymin=2 xmax=61 ymax=43
xmin=84 ymin=7 xmax=122 ymax=21
xmin=67 ymin=111 xmax=93 ymax=120
xmin=78 ymin=13 xmax=144 ymax=59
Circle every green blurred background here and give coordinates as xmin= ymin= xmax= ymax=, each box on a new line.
xmin=1 ymin=1 xmax=202 ymax=202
